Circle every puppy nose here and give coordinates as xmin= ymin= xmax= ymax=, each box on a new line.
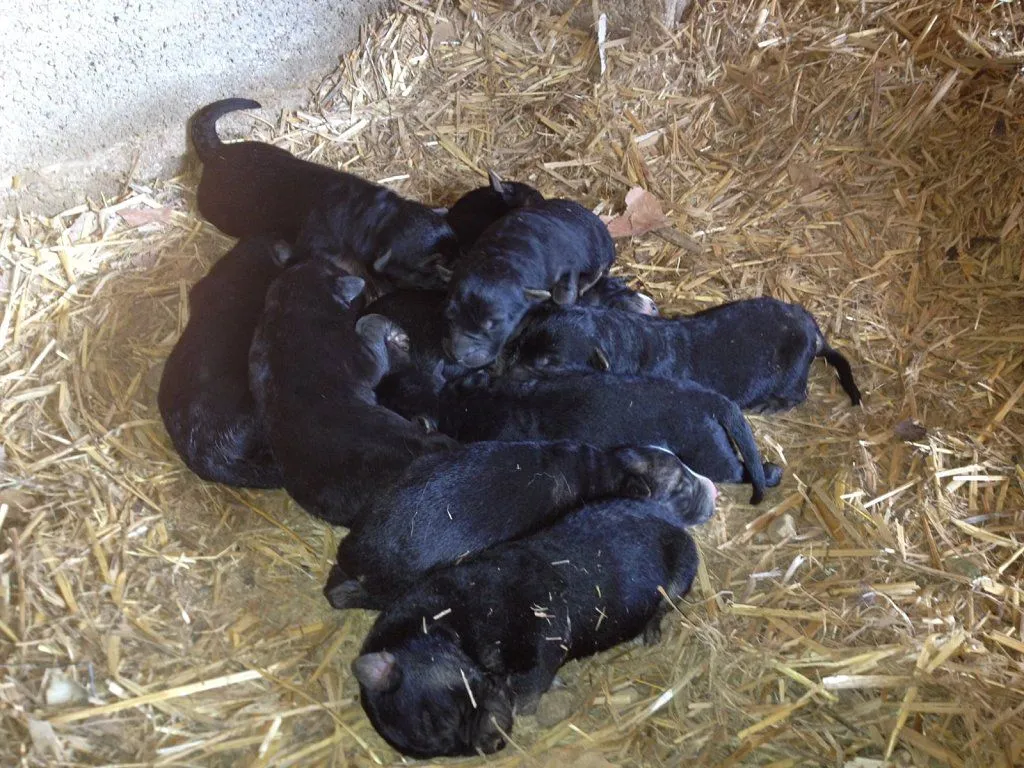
xmin=478 ymin=734 xmax=506 ymax=754
xmin=692 ymin=471 xmax=717 ymax=501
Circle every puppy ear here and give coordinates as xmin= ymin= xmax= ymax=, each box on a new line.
xmin=436 ymin=264 xmax=454 ymax=283
xmin=271 ymin=241 xmax=294 ymax=267
xmin=333 ymin=276 xmax=366 ymax=306
xmin=487 ymin=168 xmax=505 ymax=194
xmin=523 ymin=288 xmax=552 ymax=302
xmin=372 ymin=249 xmax=393 ymax=273
xmin=352 ymin=652 xmax=401 ymax=692
xmin=589 ymin=346 xmax=611 ymax=372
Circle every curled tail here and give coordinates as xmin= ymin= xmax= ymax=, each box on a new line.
xmin=815 ymin=331 xmax=861 ymax=406
xmin=189 ymin=98 xmax=262 ymax=162
xmin=717 ymin=402 xmax=767 ymax=505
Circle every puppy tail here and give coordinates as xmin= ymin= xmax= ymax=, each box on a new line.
xmin=816 ymin=335 xmax=862 ymax=406
xmin=189 ymin=98 xmax=262 ymax=162
xmin=718 ymin=403 xmax=767 ymax=505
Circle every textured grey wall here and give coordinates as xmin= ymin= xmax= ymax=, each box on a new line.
xmin=1 ymin=0 xmax=386 ymax=212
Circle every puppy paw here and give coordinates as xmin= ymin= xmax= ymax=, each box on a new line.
xmin=763 ymin=462 xmax=784 ymax=487
xmin=356 ymin=314 xmax=409 ymax=354
xmin=323 ymin=572 xmax=377 ymax=610
xmin=535 ymin=688 xmax=578 ymax=728
xmin=514 ymin=692 xmax=541 ymax=717
xmin=642 ymin=616 xmax=664 ymax=646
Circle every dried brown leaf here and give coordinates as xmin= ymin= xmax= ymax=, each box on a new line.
xmin=602 ymin=187 xmax=670 ymax=238
xmin=117 ymin=206 xmax=173 ymax=228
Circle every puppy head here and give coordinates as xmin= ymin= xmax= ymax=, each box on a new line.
xmin=446 ymin=175 xmax=545 ymax=252
xmin=353 ymin=637 xmax=514 ymax=758
xmin=443 ymin=274 xmax=545 ymax=369
xmin=614 ymin=446 xmax=717 ymax=526
xmin=487 ymin=169 xmax=545 ymax=210
xmin=376 ymin=206 xmax=459 ymax=290
xmin=504 ymin=313 xmax=609 ymax=379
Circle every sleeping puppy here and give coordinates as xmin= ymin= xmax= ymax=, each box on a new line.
xmin=445 ymin=174 xmax=655 ymax=317
xmin=440 ymin=372 xmax=780 ymax=504
xmin=442 ymin=199 xmax=617 ymax=368
xmin=295 ymin=182 xmax=457 ymax=291
xmin=190 ymin=98 xmax=456 ymax=288
xmin=326 ymin=441 xmax=714 ymax=609
xmin=445 ymin=170 xmax=545 ymax=252
xmin=158 ymin=236 xmax=287 ymax=488
xmin=351 ymin=497 xmax=701 ymax=758
xmin=249 ymin=259 xmax=456 ymax=527
xmin=363 ymin=283 xmax=653 ymax=424
xmin=505 ymin=297 xmax=862 ymax=411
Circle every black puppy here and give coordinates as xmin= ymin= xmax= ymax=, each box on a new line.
xmin=190 ymin=98 xmax=455 ymax=288
xmin=326 ymin=441 xmax=714 ymax=609
xmin=445 ymin=170 xmax=545 ymax=252
xmin=440 ymin=373 xmax=779 ymax=503
xmin=443 ymin=199 xmax=617 ymax=368
xmin=364 ymin=284 xmax=653 ymax=424
xmin=445 ymin=173 xmax=656 ymax=316
xmin=352 ymin=497 xmax=700 ymax=758
xmin=249 ymin=260 xmax=455 ymax=526
xmin=158 ymin=237 xmax=286 ymax=488
xmin=506 ymin=297 xmax=861 ymax=411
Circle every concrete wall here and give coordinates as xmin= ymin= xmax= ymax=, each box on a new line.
xmin=1 ymin=0 xmax=386 ymax=213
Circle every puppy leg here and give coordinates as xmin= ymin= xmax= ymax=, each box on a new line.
xmin=680 ymin=429 xmax=746 ymax=485
xmin=642 ymin=602 xmax=672 ymax=646
xmin=510 ymin=664 xmax=562 ymax=715
xmin=323 ymin=565 xmax=382 ymax=610
xmin=758 ymin=372 xmax=810 ymax=412
xmin=644 ymin=533 xmax=699 ymax=645
xmin=510 ymin=637 xmax=567 ymax=715
xmin=550 ymin=272 xmax=579 ymax=306
xmin=761 ymin=463 xmax=784 ymax=487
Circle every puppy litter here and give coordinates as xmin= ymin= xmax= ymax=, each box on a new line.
xmin=1 ymin=0 xmax=1021 ymax=764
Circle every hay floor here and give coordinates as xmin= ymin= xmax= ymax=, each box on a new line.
xmin=3 ymin=1 xmax=1023 ymax=765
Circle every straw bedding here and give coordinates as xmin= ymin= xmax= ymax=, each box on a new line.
xmin=2 ymin=0 xmax=1022 ymax=764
